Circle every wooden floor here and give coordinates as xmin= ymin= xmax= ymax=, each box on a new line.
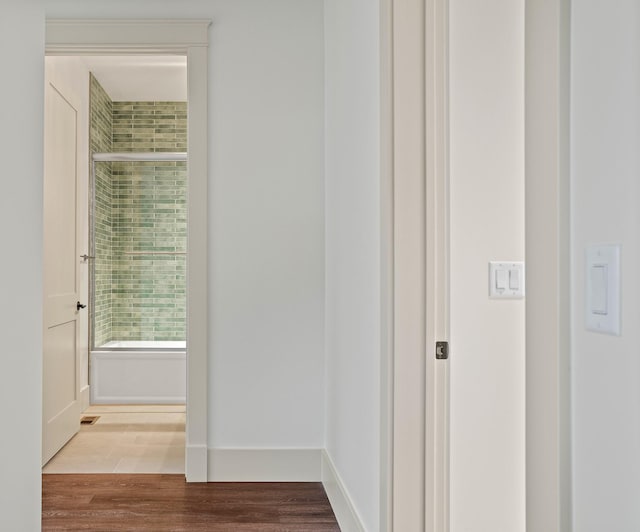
xmin=42 ymin=474 xmax=340 ymax=531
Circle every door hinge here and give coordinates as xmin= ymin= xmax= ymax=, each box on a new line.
xmin=436 ymin=341 xmax=449 ymax=360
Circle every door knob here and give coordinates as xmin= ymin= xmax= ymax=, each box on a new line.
xmin=77 ymin=301 xmax=87 ymax=311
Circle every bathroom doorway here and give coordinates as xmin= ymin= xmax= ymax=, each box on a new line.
xmin=43 ymin=54 xmax=188 ymax=474
xmin=43 ymin=16 xmax=210 ymax=483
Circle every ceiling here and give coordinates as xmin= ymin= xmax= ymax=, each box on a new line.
xmin=81 ymin=55 xmax=187 ymax=102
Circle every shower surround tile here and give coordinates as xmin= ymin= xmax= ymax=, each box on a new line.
xmin=90 ymin=78 xmax=187 ymax=345
xmin=90 ymin=74 xmax=113 ymax=347
xmin=112 ymin=101 xmax=187 ymax=153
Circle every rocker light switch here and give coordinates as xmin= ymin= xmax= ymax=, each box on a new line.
xmin=489 ymin=262 xmax=525 ymax=299
xmin=586 ymin=245 xmax=620 ymax=335
xmin=496 ymin=269 xmax=508 ymax=290
xmin=589 ymin=264 xmax=608 ymax=315
xmin=509 ymin=268 xmax=520 ymax=290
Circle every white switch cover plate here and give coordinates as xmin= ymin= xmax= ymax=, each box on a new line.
xmin=586 ymin=244 xmax=620 ymax=335
xmin=489 ymin=261 xmax=525 ymax=299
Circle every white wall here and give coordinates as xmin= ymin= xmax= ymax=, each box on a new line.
xmin=571 ymin=1 xmax=640 ymax=530
xmin=449 ymin=1 xmax=525 ymax=531
xmin=204 ymin=1 xmax=325 ymax=449
xmin=324 ymin=0 xmax=381 ymax=529
xmin=0 ymin=4 xmax=44 ymax=530
xmin=42 ymin=0 xmax=326 ymax=450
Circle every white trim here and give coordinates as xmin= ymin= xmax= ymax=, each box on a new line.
xmin=424 ymin=1 xmax=450 ymax=530
xmin=524 ymin=2 xmax=572 ymax=531
xmin=207 ymin=449 xmax=322 ymax=482
xmin=46 ymin=19 xmax=210 ymax=52
xmin=390 ymin=0 xmax=427 ymax=528
xmin=80 ymin=385 xmax=90 ymax=412
xmin=185 ymin=43 xmax=209 ymax=483
xmin=321 ymin=451 xmax=366 ymax=532
xmin=379 ymin=0 xmax=394 ymax=530
xmin=45 ymin=18 xmax=211 ymax=483
xmin=92 ymin=396 xmax=185 ymax=404
xmin=186 ymin=444 xmax=209 ymax=483
xmin=388 ymin=0 xmax=450 ymax=530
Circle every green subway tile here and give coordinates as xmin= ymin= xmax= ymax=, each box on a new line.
xmin=91 ymin=96 xmax=187 ymax=342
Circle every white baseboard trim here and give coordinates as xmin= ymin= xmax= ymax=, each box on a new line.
xmin=80 ymin=385 xmax=90 ymax=412
xmin=207 ymin=448 xmax=322 ymax=482
xmin=186 ymin=444 xmax=208 ymax=482
xmin=322 ymin=450 xmax=366 ymax=532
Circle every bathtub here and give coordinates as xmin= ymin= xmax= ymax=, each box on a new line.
xmin=90 ymin=341 xmax=186 ymax=404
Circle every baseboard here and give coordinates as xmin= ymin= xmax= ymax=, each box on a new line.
xmin=185 ymin=444 xmax=208 ymax=482
xmin=322 ymin=450 xmax=366 ymax=532
xmin=207 ymin=448 xmax=322 ymax=482
xmin=80 ymin=385 xmax=90 ymax=412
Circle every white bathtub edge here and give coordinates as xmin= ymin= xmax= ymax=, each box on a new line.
xmin=90 ymin=350 xmax=186 ymax=405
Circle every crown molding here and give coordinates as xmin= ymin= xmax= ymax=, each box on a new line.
xmin=45 ymin=19 xmax=212 ymax=53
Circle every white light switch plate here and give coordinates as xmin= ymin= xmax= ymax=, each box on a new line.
xmin=489 ymin=262 xmax=525 ymax=299
xmin=586 ymin=244 xmax=620 ymax=335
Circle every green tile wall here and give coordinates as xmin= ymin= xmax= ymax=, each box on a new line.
xmin=112 ymin=102 xmax=187 ymax=153
xmin=90 ymin=74 xmax=113 ymax=347
xmin=110 ymin=158 xmax=187 ymax=341
xmin=90 ymin=79 xmax=187 ymax=345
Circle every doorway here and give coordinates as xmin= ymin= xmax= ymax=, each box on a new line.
xmin=44 ymin=18 xmax=210 ymax=482
xmin=42 ymin=54 xmax=188 ymax=474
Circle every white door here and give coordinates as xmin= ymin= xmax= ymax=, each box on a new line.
xmin=42 ymin=63 xmax=82 ymax=466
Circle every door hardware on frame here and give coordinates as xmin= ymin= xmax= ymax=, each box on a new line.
xmin=76 ymin=302 xmax=87 ymax=311
xmin=436 ymin=341 xmax=449 ymax=360
xmin=80 ymin=254 xmax=95 ymax=261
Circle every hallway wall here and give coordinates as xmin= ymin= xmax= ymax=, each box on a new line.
xmin=571 ymin=1 xmax=640 ymax=529
xmin=0 ymin=4 xmax=44 ymax=529
xmin=324 ymin=0 xmax=381 ymax=530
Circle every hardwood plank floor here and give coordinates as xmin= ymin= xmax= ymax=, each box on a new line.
xmin=42 ymin=474 xmax=341 ymax=531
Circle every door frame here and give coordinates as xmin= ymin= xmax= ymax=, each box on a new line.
xmin=384 ymin=0 xmax=573 ymax=530
xmin=524 ymin=1 xmax=572 ymax=530
xmin=45 ymin=19 xmax=211 ymax=482
xmin=380 ymin=0 xmax=450 ymax=530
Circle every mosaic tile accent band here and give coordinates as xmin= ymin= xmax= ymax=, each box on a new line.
xmin=90 ymin=76 xmax=187 ymax=345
